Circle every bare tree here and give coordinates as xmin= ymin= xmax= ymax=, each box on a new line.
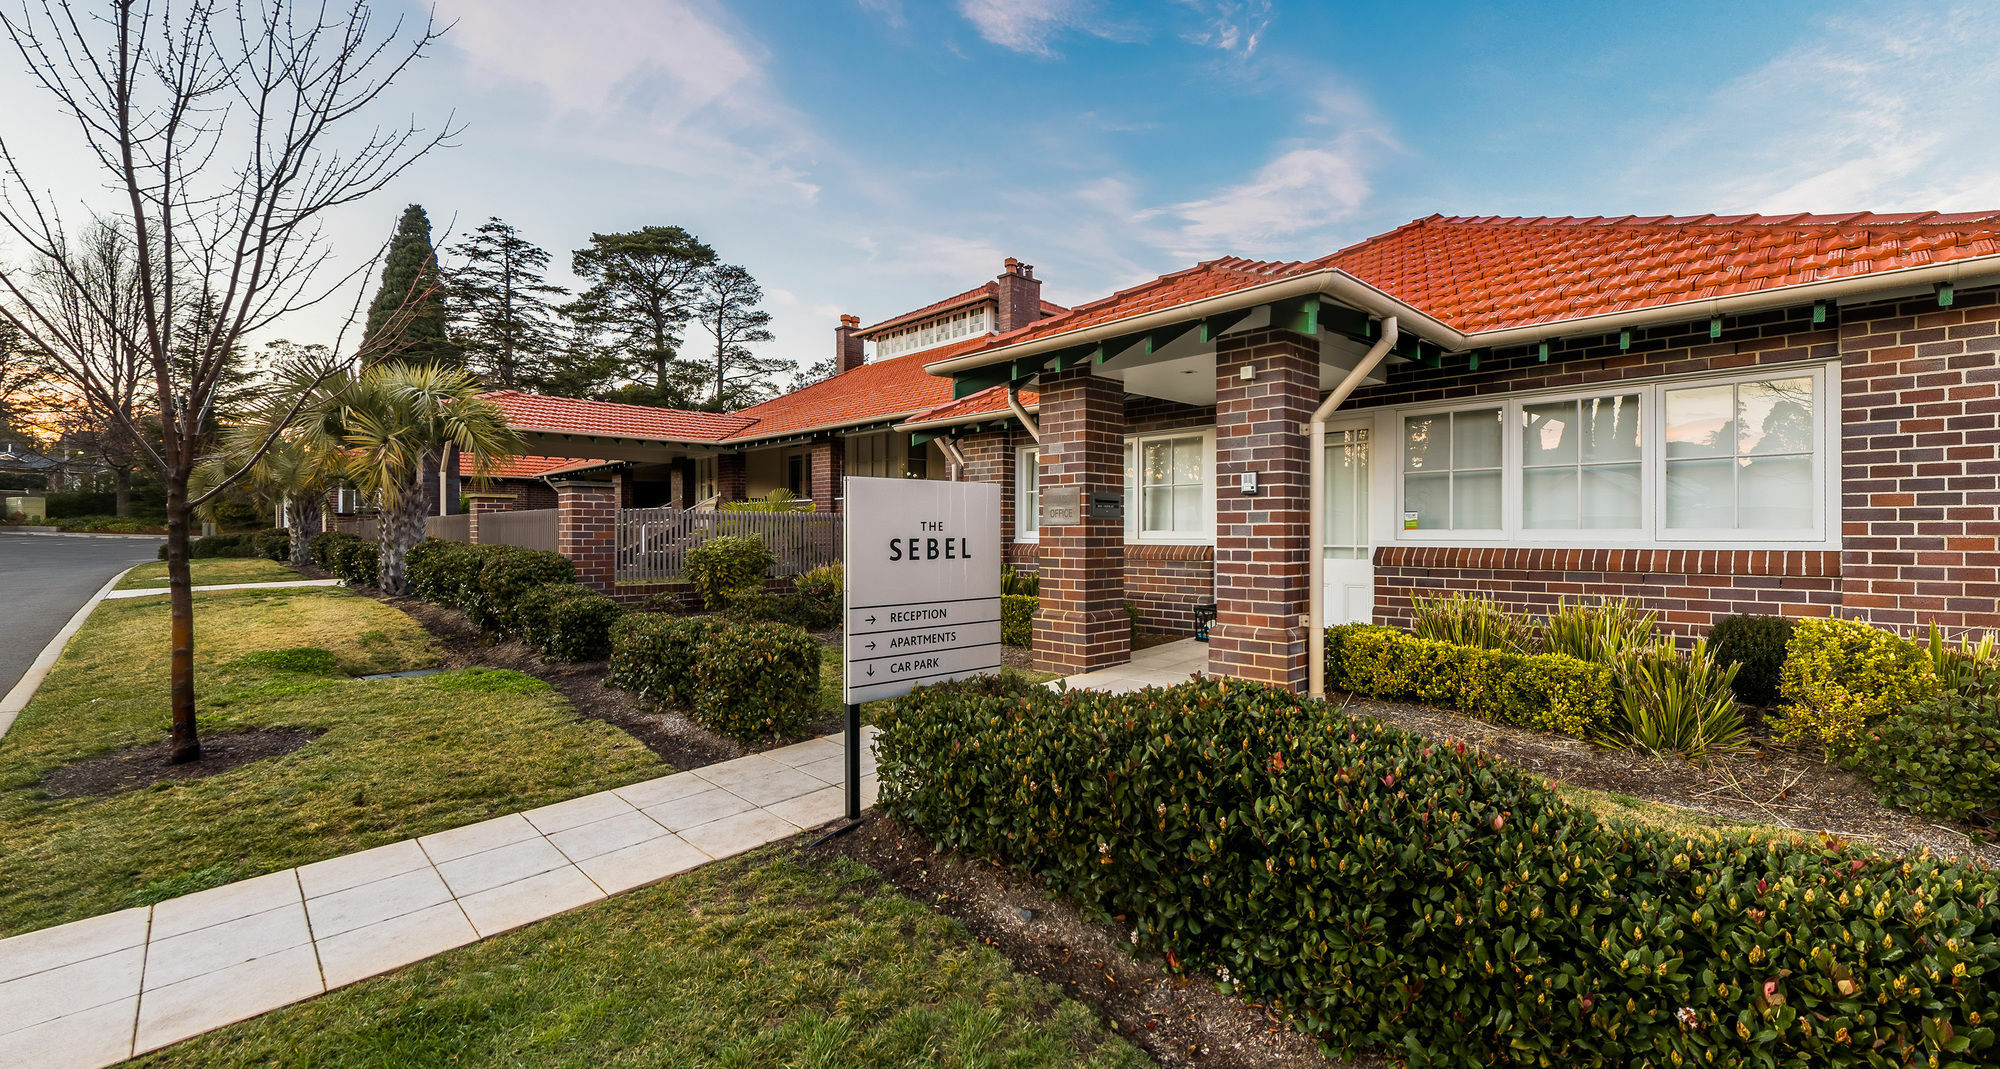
xmin=0 ymin=0 xmax=453 ymax=763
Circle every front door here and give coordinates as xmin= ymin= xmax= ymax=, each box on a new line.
xmin=1322 ymin=424 xmax=1374 ymax=625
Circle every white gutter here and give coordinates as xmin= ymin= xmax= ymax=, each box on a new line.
xmin=1308 ymin=317 xmax=1398 ymax=700
xmin=1007 ymin=385 xmax=1041 ymax=443
xmin=935 ymin=437 xmax=969 ymax=481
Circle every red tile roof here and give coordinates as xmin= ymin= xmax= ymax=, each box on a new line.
xmin=482 ymin=389 xmax=755 ymax=441
xmin=722 ymin=334 xmax=996 ymax=441
xmin=460 ymin=453 xmax=602 ymax=479
xmin=900 ymin=384 xmax=1039 ymax=427
xmin=858 ymin=282 xmax=1068 ymax=337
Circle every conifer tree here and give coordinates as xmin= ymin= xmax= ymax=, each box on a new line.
xmin=694 ymin=263 xmax=784 ymax=410
xmin=362 ymin=204 xmax=453 ymax=366
xmin=567 ymin=226 xmax=714 ymax=405
xmin=445 ymin=217 xmax=566 ymax=389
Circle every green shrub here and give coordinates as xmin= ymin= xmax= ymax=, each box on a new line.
xmin=690 ymin=621 xmax=821 ymax=741
xmin=1611 ymin=639 xmax=1748 ymax=757
xmin=1710 ymin=614 xmax=1796 ymax=706
xmin=1408 ymin=590 xmax=1532 ymax=651
xmin=515 ymin=582 xmax=623 ymax=662
xmin=1924 ymin=623 xmax=2000 ymax=696
xmin=682 ymin=535 xmax=775 ymax=610
xmin=606 ymin=614 xmax=729 ymax=710
xmin=188 ymin=532 xmax=255 ymax=559
xmin=330 ymin=536 xmax=378 ymax=586
xmin=716 ymin=488 xmax=814 ymax=512
xmin=471 ymin=545 xmax=575 ymax=633
xmin=723 ymin=585 xmax=839 ymax=630
xmin=250 ymin=527 xmax=291 ymax=562
xmin=308 ymin=530 xmax=363 ymax=570
xmin=793 ymin=562 xmax=843 ymax=602
xmin=876 ymin=675 xmax=2000 ymax=1068
xmin=1538 ymin=597 xmax=1658 ymax=662
xmin=410 ymin=540 xmax=487 ymax=608
xmin=1001 ymin=564 xmax=1039 ymax=597
xmin=1774 ymin=617 xmax=1937 ymax=754
xmin=403 ymin=538 xmax=458 ymax=600
xmin=1325 ymin=624 xmax=1616 ymax=737
xmin=1855 ymin=689 xmax=2000 ymax=823
xmin=1001 ymin=594 xmax=1036 ymax=648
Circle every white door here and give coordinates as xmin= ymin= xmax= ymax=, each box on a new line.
xmin=1322 ymin=425 xmax=1374 ymax=625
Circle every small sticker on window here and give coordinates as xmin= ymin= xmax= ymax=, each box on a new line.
xmin=1403 ymin=511 xmax=1420 ymax=531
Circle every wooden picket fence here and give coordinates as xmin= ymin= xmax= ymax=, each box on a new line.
xmin=616 ymin=507 xmax=841 ymax=582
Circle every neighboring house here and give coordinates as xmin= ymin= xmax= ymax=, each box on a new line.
xmin=0 ymin=441 xmax=98 ymax=491
xmin=485 ymin=211 xmax=2000 ymax=693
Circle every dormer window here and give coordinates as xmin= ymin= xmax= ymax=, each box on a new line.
xmin=874 ymin=306 xmax=993 ymax=358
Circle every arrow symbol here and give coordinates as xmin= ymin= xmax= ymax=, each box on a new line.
xmin=865 ymin=615 xmax=876 ymax=625
xmin=865 ymin=665 xmax=875 ymax=677
xmin=865 ymin=641 xmax=876 ymax=650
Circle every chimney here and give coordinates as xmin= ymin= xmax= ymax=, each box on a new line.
xmin=994 ymin=257 xmax=1042 ymax=334
xmin=834 ymin=314 xmax=865 ymax=373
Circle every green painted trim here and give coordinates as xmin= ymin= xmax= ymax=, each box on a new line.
xmin=909 ymin=432 xmax=938 ymax=447
xmin=1537 ymin=341 xmax=1549 ymax=363
xmin=1938 ymin=282 xmax=1956 ymax=307
xmin=951 ymin=364 xmax=1012 ymax=400
xmin=1199 ymin=307 xmax=1255 ymax=343
xmin=1272 ymin=297 xmax=1318 ymax=336
xmin=1145 ymin=320 xmax=1202 ymax=355
xmin=1619 ymin=330 xmax=1631 ymax=351
xmin=1812 ymin=300 xmax=1828 ymax=324
xmin=1468 ymin=350 xmax=1480 ymax=371
xmin=1709 ymin=316 xmax=1723 ymax=339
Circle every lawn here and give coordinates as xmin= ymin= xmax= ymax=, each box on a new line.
xmin=137 ymin=846 xmax=1149 ymax=1069
xmin=0 ymin=587 xmax=664 ymax=935
xmin=116 ymin=557 xmax=300 ymax=590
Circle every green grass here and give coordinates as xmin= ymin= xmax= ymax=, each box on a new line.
xmin=116 ymin=558 xmax=300 ymax=589
xmin=1560 ymin=784 xmax=1791 ymax=845
xmin=137 ymin=847 xmax=1149 ymax=1069
xmin=0 ymin=587 xmax=664 ymax=935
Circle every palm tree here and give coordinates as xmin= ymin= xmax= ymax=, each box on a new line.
xmin=315 ymin=362 xmax=520 ymax=594
xmin=191 ymin=434 xmax=341 ymax=566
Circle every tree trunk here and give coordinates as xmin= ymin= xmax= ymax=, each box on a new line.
xmin=114 ymin=466 xmax=132 ymax=518
xmin=165 ymin=476 xmax=200 ymax=763
xmin=289 ymin=494 xmax=323 ymax=568
xmin=377 ymin=472 xmax=429 ymax=596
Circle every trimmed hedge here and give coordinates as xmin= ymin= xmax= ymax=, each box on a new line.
xmin=682 ymin=535 xmax=774 ymax=610
xmin=1325 ymin=624 xmax=1616 ymax=737
xmin=515 ymin=582 xmax=623 ymax=662
xmin=407 ymin=539 xmax=484 ymax=607
xmin=723 ymin=585 xmax=839 ymax=630
xmin=470 ymin=545 xmax=575 ymax=633
xmin=1856 ymin=689 xmax=2000 ymax=823
xmin=1774 ymin=618 xmax=1938 ymax=754
xmin=308 ymin=530 xmax=363 ymax=571
xmin=1711 ymin=614 xmax=1797 ymax=706
xmin=250 ymin=527 xmax=291 ymax=562
xmin=690 ymin=621 xmax=822 ymax=741
xmin=607 ymin=615 xmax=729 ymax=711
xmin=1002 ymin=594 xmax=1036 ymax=648
xmin=330 ymin=536 xmax=378 ymax=586
xmin=876 ymin=675 xmax=2000 ymax=1068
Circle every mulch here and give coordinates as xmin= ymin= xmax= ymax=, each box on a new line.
xmin=39 ymin=728 xmax=321 ymax=798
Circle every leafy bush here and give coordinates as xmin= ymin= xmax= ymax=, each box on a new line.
xmin=682 ymin=535 xmax=776 ymax=610
xmin=188 ymin=532 xmax=256 ymax=558
xmin=1774 ymin=618 xmax=1937 ymax=754
xmin=606 ymin=614 xmax=729 ymax=710
xmin=1538 ymin=597 xmax=1658 ymax=662
xmin=1855 ymin=689 xmax=2000 ymax=823
xmin=793 ymin=563 xmax=843 ymax=602
xmin=876 ymin=675 xmax=2000 ymax=1069
xmin=723 ymin=585 xmax=839 ymax=630
xmin=1408 ymin=591 xmax=1532 ymax=651
xmin=717 ymin=488 xmax=814 ymax=512
xmin=1001 ymin=594 xmax=1036 ymax=648
xmin=308 ymin=530 xmax=363 ymax=570
xmin=250 ymin=527 xmax=291 ymax=562
xmin=408 ymin=539 xmax=485 ymax=608
xmin=1925 ymin=623 xmax=2000 ymax=696
xmin=690 ymin=621 xmax=821 ymax=741
xmin=515 ymin=582 xmax=623 ymax=662
xmin=1612 ymin=639 xmax=1748 ymax=757
xmin=330 ymin=536 xmax=378 ymax=587
xmin=1001 ymin=564 xmax=1039 ymax=597
xmin=471 ymin=545 xmax=575 ymax=633
xmin=1325 ymin=624 xmax=1616 ymax=737
xmin=1710 ymin=614 xmax=1796 ymax=706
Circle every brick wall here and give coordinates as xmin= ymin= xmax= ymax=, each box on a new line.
xmin=955 ymin=427 xmax=1023 ymax=539
xmin=1032 ymin=365 xmax=1130 ymax=672
xmin=554 ymin=481 xmax=618 ymax=593
xmin=808 ymin=437 xmax=843 ymax=512
xmin=1125 ymin=544 xmax=1213 ymax=634
xmin=995 ymin=259 xmax=1042 ymax=333
xmin=717 ymin=452 xmax=747 ymax=502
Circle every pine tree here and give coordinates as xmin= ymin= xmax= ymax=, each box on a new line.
xmin=567 ymin=226 xmax=714 ymax=406
xmin=445 ymin=218 xmax=567 ymax=389
xmin=694 ymin=263 xmax=784 ymax=410
xmin=362 ymin=204 xmax=453 ymax=366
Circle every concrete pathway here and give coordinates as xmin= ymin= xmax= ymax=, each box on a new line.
xmin=1058 ymin=637 xmax=1209 ymax=694
xmin=0 ymin=730 xmax=880 ymax=1068
xmin=103 ymin=579 xmax=342 ymax=600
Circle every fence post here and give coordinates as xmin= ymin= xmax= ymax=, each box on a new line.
xmin=465 ymin=494 xmax=517 ymax=545
xmin=555 ymin=481 xmax=619 ymax=592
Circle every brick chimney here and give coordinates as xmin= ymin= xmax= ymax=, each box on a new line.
xmin=994 ymin=257 xmax=1042 ymax=334
xmin=834 ymin=314 xmax=865 ymax=373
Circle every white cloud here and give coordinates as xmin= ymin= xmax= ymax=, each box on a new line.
xmin=1174 ymin=0 xmax=1272 ymax=57
xmin=1637 ymin=4 xmax=2000 ymax=212
xmin=955 ymin=0 xmax=1137 ymax=57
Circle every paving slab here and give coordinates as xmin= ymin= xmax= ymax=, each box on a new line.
xmin=0 ymin=993 xmax=135 ymax=1069
xmin=0 ymin=944 xmax=143 ymax=1035
xmin=457 ymin=866 xmax=604 ymax=938
xmin=521 ymin=791 xmax=639 ymax=835
xmin=546 ymin=810 xmax=675 ymax=864
xmin=642 ymin=785 xmax=757 ymax=832
xmin=149 ymin=870 xmax=301 ymax=941
xmin=296 ymin=839 xmax=431 ymax=900
xmin=0 ymin=906 xmax=148 ymax=986
xmin=573 ymin=834 xmax=709 ymax=894
xmin=304 ymin=865 xmax=456 ymax=939
xmin=680 ymin=808 xmax=801 ymax=860
xmin=141 ymin=902 xmax=311 ymax=991
xmin=435 ymin=835 xmax=570 ymax=899
xmin=418 ymin=812 xmax=540 ymax=864
xmin=611 ymin=771 xmax=712 ymax=809
xmin=314 ymin=902 xmax=478 ymax=989
xmin=133 ymin=943 xmax=323 ymax=1055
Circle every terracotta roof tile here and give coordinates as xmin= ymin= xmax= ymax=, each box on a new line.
xmin=460 ymin=453 xmax=604 ymax=479
xmin=722 ymin=333 xmax=998 ymax=441
xmin=481 ymin=390 xmax=755 ymax=442
xmin=900 ymin=384 xmax=1040 ymax=427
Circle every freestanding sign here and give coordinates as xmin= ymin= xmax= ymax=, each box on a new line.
xmin=836 ymin=477 xmax=1002 ymax=821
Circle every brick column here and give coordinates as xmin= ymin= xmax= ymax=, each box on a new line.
xmin=1033 ymin=367 xmax=1129 ymax=673
xmin=669 ymin=459 xmax=690 ymax=509
xmin=1209 ymin=331 xmax=1316 ymax=691
xmin=717 ymin=452 xmax=747 ymax=503
xmin=554 ymin=480 xmax=618 ymax=592
xmin=466 ymin=494 xmax=517 ymax=545
xmin=808 ymin=437 xmax=844 ymax=512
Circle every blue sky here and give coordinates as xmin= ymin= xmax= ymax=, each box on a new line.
xmin=6 ymin=0 xmax=1999 ymax=379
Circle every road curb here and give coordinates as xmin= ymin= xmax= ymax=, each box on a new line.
xmin=0 ymin=565 xmax=136 ymax=742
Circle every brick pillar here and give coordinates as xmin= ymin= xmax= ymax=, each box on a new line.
xmin=1033 ymin=367 xmax=1129 ymax=673
xmin=808 ymin=437 xmax=844 ymax=512
xmin=466 ymin=494 xmax=517 ymax=545
xmin=554 ymin=480 xmax=618 ymax=592
xmin=1209 ymin=331 xmax=1316 ymax=691
xmin=669 ymin=459 xmax=690 ymax=509
xmin=717 ymin=452 xmax=747 ymax=503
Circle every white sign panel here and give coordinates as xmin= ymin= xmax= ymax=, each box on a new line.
xmin=843 ymin=477 xmax=1003 ymax=704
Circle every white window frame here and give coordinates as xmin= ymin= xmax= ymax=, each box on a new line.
xmin=1015 ymin=445 xmax=1039 ymax=542
xmin=693 ymin=457 xmax=717 ymax=503
xmin=1124 ymin=428 xmax=1216 ymax=546
xmin=1382 ymin=362 xmax=1838 ymax=549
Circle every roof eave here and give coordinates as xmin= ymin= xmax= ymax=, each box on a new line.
xmin=894 ymin=402 xmax=1040 ymax=434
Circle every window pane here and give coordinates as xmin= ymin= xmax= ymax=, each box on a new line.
xmin=1580 ymin=394 xmax=1642 ymax=462
xmin=1326 ymin=436 xmax=1367 ymax=548
xmin=1143 ymin=442 xmax=1170 ymax=486
xmin=1522 ymin=467 xmax=1578 ymax=528
xmin=1452 ymin=409 xmax=1503 ymax=469
xmin=1143 ymin=486 xmax=1172 ymax=531
xmin=1172 ymin=485 xmax=1202 ymax=531
xmin=1738 ymin=455 xmax=1814 ymax=529
xmin=1173 ymin=438 xmax=1202 ymax=484
xmin=1580 ymin=463 xmax=1642 ymax=529
xmin=1665 ymin=384 xmax=1733 ymax=459
xmin=1404 ymin=414 xmax=1448 ymax=472
xmin=1739 ymin=377 xmax=1814 ymax=455
xmin=1521 ymin=401 xmax=1578 ymax=467
xmin=1404 ymin=472 xmax=1449 ymax=531
xmin=1323 ymin=546 xmax=1366 ymax=560
xmin=1453 ymin=470 xmax=1501 ymax=529
xmin=1665 ymin=458 xmax=1734 ymax=528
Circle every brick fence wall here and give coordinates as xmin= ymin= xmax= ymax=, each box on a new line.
xmin=1125 ymin=544 xmax=1214 ymax=634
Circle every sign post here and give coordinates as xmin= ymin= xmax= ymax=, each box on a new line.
xmin=838 ymin=476 xmax=1003 ymax=822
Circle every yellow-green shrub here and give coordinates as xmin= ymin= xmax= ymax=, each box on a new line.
xmin=1325 ymin=624 xmax=1615 ymax=737
xmin=1774 ymin=618 xmax=1937 ymax=753
xmin=1001 ymin=594 xmax=1036 ymax=648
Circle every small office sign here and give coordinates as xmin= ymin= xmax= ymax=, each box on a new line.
xmin=843 ymin=477 xmax=1003 ymax=704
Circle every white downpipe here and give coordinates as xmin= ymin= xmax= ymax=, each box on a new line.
xmin=935 ymin=436 xmax=969 ymax=481
xmin=1007 ymin=384 xmax=1040 ymax=443
xmin=1307 ymin=316 xmax=1398 ymax=699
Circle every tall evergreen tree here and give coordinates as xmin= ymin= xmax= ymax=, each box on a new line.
xmin=694 ymin=263 xmax=784 ymax=410
xmin=567 ymin=226 xmax=714 ymax=406
xmin=362 ymin=204 xmax=453 ymax=366
xmin=445 ymin=217 xmax=567 ymax=389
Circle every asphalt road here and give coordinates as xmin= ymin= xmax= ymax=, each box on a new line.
xmin=0 ymin=532 xmax=164 ymax=701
